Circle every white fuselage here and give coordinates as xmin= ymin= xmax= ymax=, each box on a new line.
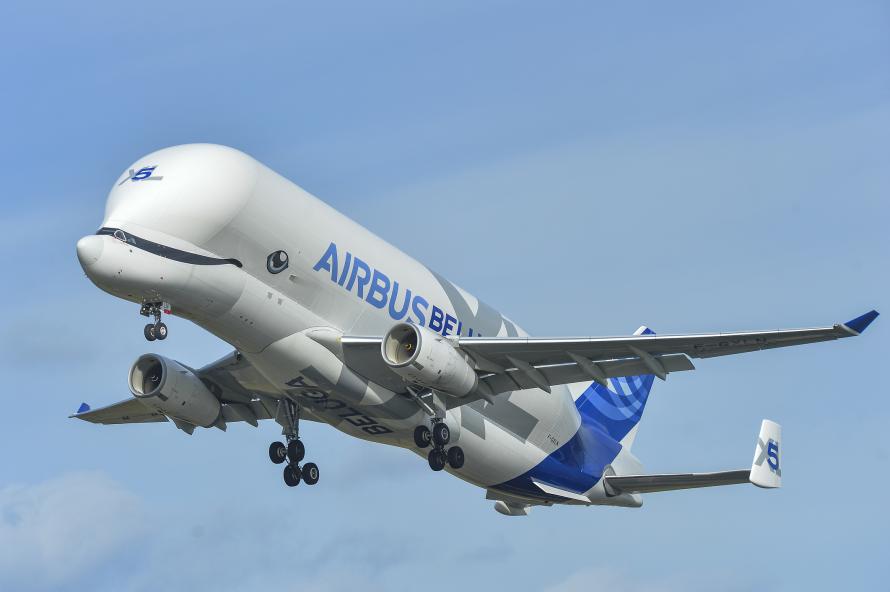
xmin=77 ymin=144 xmax=639 ymax=506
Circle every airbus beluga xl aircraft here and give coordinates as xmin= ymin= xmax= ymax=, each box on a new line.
xmin=74 ymin=144 xmax=878 ymax=515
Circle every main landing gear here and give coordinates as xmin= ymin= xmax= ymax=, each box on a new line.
xmin=269 ymin=399 xmax=319 ymax=488
xmin=140 ymin=302 xmax=168 ymax=342
xmin=414 ymin=420 xmax=464 ymax=472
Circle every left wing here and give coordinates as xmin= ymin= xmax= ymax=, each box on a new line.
xmin=341 ymin=310 xmax=878 ymax=400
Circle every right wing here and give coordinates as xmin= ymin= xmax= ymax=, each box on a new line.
xmin=71 ymin=399 xmax=167 ymax=424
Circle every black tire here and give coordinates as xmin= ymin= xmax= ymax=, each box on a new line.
xmin=413 ymin=425 xmax=432 ymax=449
xmin=447 ymin=446 xmax=465 ymax=469
xmin=432 ymin=423 xmax=450 ymax=447
xmin=155 ymin=322 xmax=168 ymax=340
xmin=287 ymin=439 xmax=305 ymax=464
xmin=268 ymin=441 xmax=287 ymax=464
xmin=144 ymin=323 xmax=156 ymax=341
xmin=428 ymin=448 xmax=446 ymax=471
xmin=302 ymin=462 xmax=320 ymax=485
xmin=283 ymin=464 xmax=301 ymax=487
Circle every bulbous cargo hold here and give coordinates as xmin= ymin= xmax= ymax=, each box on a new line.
xmin=381 ymin=322 xmax=478 ymax=397
xmin=128 ymin=354 xmax=221 ymax=427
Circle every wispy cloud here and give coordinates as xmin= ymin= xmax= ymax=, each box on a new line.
xmin=0 ymin=472 xmax=147 ymax=590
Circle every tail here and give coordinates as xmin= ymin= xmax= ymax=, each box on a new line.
xmin=574 ymin=325 xmax=657 ymax=449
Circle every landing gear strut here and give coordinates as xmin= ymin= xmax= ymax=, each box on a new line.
xmin=415 ymin=418 xmax=464 ymax=472
xmin=140 ymin=302 xmax=168 ymax=341
xmin=269 ymin=399 xmax=319 ymax=488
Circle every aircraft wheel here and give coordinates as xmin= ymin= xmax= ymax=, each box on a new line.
xmin=432 ymin=423 xmax=450 ymax=447
xmin=447 ymin=446 xmax=465 ymax=469
xmin=413 ymin=425 xmax=432 ymax=448
xmin=155 ymin=322 xmax=168 ymax=340
xmin=428 ymin=448 xmax=446 ymax=472
xmin=287 ymin=439 xmax=305 ymax=464
xmin=283 ymin=464 xmax=301 ymax=487
xmin=269 ymin=441 xmax=287 ymax=464
xmin=303 ymin=462 xmax=320 ymax=485
xmin=144 ymin=324 xmax=157 ymax=341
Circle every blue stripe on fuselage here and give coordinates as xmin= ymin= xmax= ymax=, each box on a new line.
xmin=491 ymin=396 xmax=623 ymax=502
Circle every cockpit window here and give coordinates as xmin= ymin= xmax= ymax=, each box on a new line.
xmin=113 ymin=229 xmax=128 ymax=242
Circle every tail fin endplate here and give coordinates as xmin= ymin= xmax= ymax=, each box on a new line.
xmin=750 ymin=419 xmax=782 ymax=488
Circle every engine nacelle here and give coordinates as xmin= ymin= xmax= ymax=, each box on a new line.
xmin=128 ymin=354 xmax=221 ymax=427
xmin=381 ymin=323 xmax=477 ymax=397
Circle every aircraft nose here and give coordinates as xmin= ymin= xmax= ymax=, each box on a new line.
xmin=76 ymin=235 xmax=104 ymax=269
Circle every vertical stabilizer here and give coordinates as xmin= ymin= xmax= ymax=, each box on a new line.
xmin=574 ymin=326 xmax=658 ymax=449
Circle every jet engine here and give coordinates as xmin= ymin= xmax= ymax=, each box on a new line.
xmin=128 ymin=354 xmax=221 ymax=427
xmin=381 ymin=322 xmax=478 ymax=397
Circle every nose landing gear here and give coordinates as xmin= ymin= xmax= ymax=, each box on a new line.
xmin=140 ymin=302 xmax=168 ymax=341
xmin=269 ymin=399 xmax=320 ymax=488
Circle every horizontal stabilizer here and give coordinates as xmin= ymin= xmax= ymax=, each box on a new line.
xmin=604 ymin=470 xmax=751 ymax=495
xmin=604 ymin=419 xmax=783 ymax=495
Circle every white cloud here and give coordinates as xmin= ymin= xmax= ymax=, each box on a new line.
xmin=0 ymin=472 xmax=147 ymax=590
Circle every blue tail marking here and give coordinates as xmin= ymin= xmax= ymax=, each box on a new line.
xmin=575 ymin=326 xmax=656 ymax=442
xmin=491 ymin=326 xmax=659 ymax=500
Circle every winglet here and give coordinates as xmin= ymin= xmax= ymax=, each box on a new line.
xmin=76 ymin=402 xmax=91 ymax=414
xmin=843 ymin=310 xmax=879 ymax=335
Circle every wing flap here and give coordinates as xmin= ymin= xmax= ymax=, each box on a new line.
xmin=480 ymin=353 xmax=695 ymax=394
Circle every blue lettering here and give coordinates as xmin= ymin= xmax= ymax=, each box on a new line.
xmin=366 ymin=270 xmax=391 ymax=309
xmin=388 ymin=282 xmax=412 ymax=320
xmin=411 ymin=295 xmax=429 ymax=326
xmin=767 ymin=440 xmax=779 ymax=472
xmin=443 ymin=314 xmax=457 ymax=336
xmin=429 ymin=306 xmax=445 ymax=333
xmin=337 ymin=251 xmax=352 ymax=286
xmin=346 ymin=257 xmax=371 ymax=298
xmin=312 ymin=242 xmax=339 ymax=282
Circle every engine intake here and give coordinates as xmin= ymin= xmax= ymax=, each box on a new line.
xmin=381 ymin=323 xmax=477 ymax=397
xmin=128 ymin=354 xmax=221 ymax=427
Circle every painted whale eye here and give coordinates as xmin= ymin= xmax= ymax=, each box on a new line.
xmin=266 ymin=250 xmax=289 ymax=274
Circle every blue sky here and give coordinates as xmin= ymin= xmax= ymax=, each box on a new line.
xmin=1 ymin=1 xmax=888 ymax=590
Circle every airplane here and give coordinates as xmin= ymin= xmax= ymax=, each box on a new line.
xmin=73 ymin=143 xmax=878 ymax=516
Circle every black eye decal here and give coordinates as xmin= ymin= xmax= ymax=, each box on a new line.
xmin=267 ymin=250 xmax=289 ymax=274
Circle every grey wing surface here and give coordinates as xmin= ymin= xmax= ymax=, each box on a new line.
xmin=71 ymin=351 xmax=301 ymax=427
xmin=341 ymin=310 xmax=879 ymax=401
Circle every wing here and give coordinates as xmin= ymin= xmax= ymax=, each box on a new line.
xmin=342 ymin=310 xmax=878 ymax=400
xmin=71 ymin=351 xmax=308 ymax=429
xmin=70 ymin=398 xmax=167 ymax=424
